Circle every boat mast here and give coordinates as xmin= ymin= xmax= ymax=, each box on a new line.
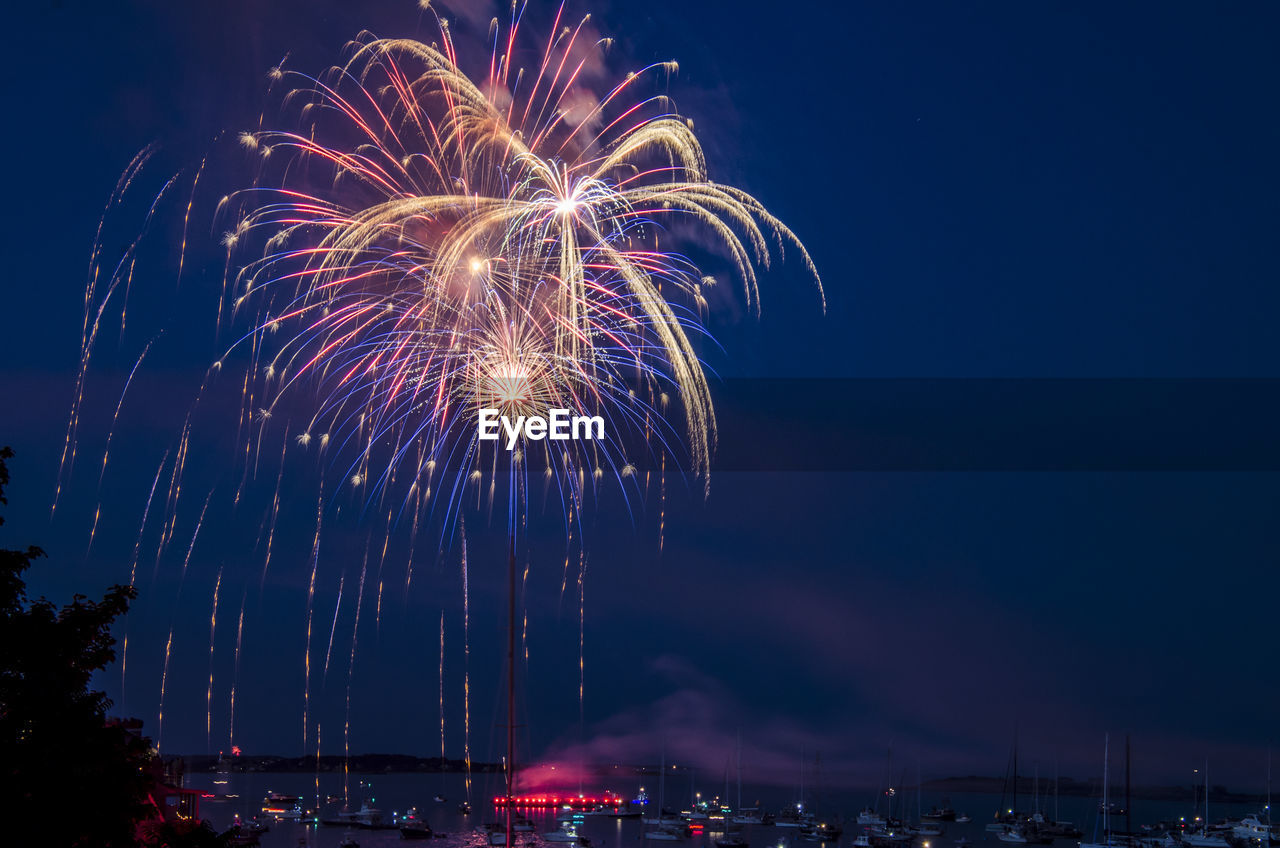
xmin=1102 ymin=734 xmax=1110 ymax=844
xmin=885 ymin=753 xmax=896 ymax=824
xmin=917 ymin=761 xmax=923 ymax=825
xmin=887 ymin=747 xmax=893 ymax=821
xmin=1013 ymin=726 xmax=1019 ymax=818
xmin=1054 ymin=758 xmax=1060 ymax=823
xmin=658 ymin=741 xmax=666 ymax=821
xmin=1125 ymin=736 xmax=1131 ymax=838
xmin=736 ymin=732 xmax=742 ymax=812
xmin=799 ymin=748 xmax=805 ymax=812
xmin=1034 ymin=761 xmax=1040 ymax=815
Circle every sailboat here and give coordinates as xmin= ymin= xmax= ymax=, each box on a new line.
xmin=909 ymin=763 xmax=942 ymax=837
xmin=1081 ymin=735 xmax=1124 ymax=848
xmin=1184 ymin=762 xmax=1230 ymax=848
xmin=860 ymin=750 xmax=891 ymax=826
xmin=716 ymin=753 xmax=750 ymax=848
xmin=645 ymin=747 xmax=689 ymax=841
xmin=731 ymin=736 xmax=763 ymax=825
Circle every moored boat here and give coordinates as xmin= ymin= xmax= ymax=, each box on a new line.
xmin=400 ymin=807 xmax=433 ymax=840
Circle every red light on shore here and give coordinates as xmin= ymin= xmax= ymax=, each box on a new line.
xmin=493 ymin=791 xmax=624 ymax=809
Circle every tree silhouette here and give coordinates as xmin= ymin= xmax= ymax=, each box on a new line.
xmin=0 ymin=446 xmax=158 ymax=846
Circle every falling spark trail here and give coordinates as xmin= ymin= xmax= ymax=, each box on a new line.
xmin=177 ymin=153 xmax=211 ymax=288
xmin=207 ymin=567 xmax=222 ymax=753
xmin=344 ymin=553 xmax=367 ymax=806
xmin=323 ymin=571 xmax=345 ymax=680
xmin=120 ymin=451 xmax=170 ymax=711
xmin=155 ymin=421 xmax=193 ymax=572
xmin=156 ymin=487 xmax=211 ymax=753
xmin=302 ymin=489 xmax=323 ymax=752
xmin=129 ymin=452 xmax=169 ymax=588
xmin=88 ymin=334 xmax=160 ymax=553
xmin=157 ymin=629 xmax=174 ymax=753
xmin=55 ymin=146 xmax=155 ymax=517
xmin=179 ymin=491 xmax=214 ymax=582
xmin=229 ymin=590 xmax=246 ymax=754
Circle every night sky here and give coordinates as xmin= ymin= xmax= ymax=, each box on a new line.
xmin=3 ymin=0 xmax=1280 ymax=791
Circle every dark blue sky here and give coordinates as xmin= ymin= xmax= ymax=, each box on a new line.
xmin=2 ymin=0 xmax=1279 ymax=790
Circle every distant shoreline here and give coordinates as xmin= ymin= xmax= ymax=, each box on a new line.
xmin=175 ymin=756 xmax=1267 ymax=804
xmin=180 ymin=754 xmax=503 ymax=775
xmin=922 ymin=776 xmax=1262 ymax=805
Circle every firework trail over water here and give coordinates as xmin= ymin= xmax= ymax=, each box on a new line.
xmin=62 ymin=0 xmax=820 ymax=762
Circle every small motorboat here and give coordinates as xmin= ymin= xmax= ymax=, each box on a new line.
xmin=435 ymin=794 xmax=448 ymax=803
xmin=401 ymin=808 xmax=433 ymax=840
xmin=543 ymin=823 xmax=590 ymax=844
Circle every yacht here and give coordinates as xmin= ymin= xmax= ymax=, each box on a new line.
xmin=923 ymin=803 xmax=958 ymax=823
xmin=1233 ymin=816 xmax=1272 ymax=845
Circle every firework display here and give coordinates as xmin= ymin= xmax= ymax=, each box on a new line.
xmin=55 ymin=2 xmax=820 ymax=759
